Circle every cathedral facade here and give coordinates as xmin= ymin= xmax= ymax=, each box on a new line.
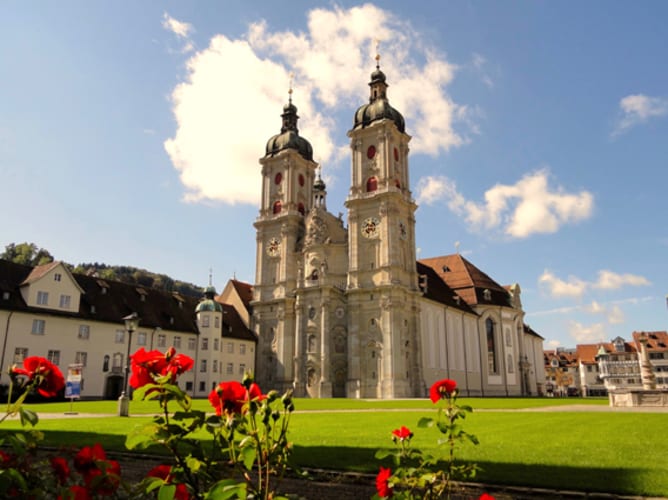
xmin=252 ymin=64 xmax=545 ymax=399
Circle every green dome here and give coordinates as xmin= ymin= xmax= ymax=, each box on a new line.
xmin=353 ymin=65 xmax=405 ymax=133
xmin=265 ymin=100 xmax=313 ymax=161
xmin=196 ymin=285 xmax=222 ymax=313
xmin=195 ymin=300 xmax=222 ymax=313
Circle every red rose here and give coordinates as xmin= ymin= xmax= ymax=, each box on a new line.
xmin=247 ymin=382 xmax=265 ymax=401
xmin=0 ymin=450 xmax=14 ymax=468
xmin=147 ymin=464 xmax=190 ymax=500
xmin=51 ymin=456 xmax=71 ymax=485
xmin=375 ymin=467 xmax=393 ymax=498
xmin=208 ymin=380 xmax=265 ymax=416
xmin=73 ymin=444 xmax=120 ymax=495
xmin=208 ymin=381 xmax=248 ymax=416
xmin=391 ymin=426 xmax=413 ymax=441
xmin=12 ymin=356 xmax=65 ymax=397
xmin=429 ymin=378 xmax=457 ymax=403
xmin=130 ymin=347 xmax=194 ymax=389
xmin=62 ymin=485 xmax=92 ymax=500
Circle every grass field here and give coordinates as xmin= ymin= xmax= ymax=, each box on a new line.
xmin=3 ymin=397 xmax=666 ymax=497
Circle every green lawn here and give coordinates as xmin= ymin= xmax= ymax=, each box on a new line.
xmin=3 ymin=398 xmax=665 ymax=497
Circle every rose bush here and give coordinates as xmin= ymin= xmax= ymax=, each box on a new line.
xmin=127 ymin=348 xmax=295 ymax=500
xmin=0 ymin=357 xmax=123 ymax=498
xmin=0 ymin=353 xmax=496 ymax=500
xmin=373 ymin=378 xmax=487 ymax=500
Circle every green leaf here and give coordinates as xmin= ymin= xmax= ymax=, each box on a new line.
xmin=131 ymin=383 xmax=158 ymax=401
xmin=238 ymin=445 xmax=257 ymax=470
xmin=126 ymin=423 xmax=161 ymax=449
xmin=18 ymin=408 xmax=38 ymax=427
xmin=143 ymin=476 xmax=166 ymax=493
xmin=205 ymin=479 xmax=247 ymax=500
xmin=186 ymin=455 xmax=204 ymax=473
xmin=374 ymin=449 xmax=393 ymax=460
xmin=158 ymin=484 xmax=176 ymax=500
xmin=417 ymin=417 xmax=434 ymax=428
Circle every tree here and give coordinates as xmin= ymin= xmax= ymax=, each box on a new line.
xmin=1 ymin=242 xmax=54 ymax=266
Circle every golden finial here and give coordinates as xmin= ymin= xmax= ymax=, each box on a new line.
xmin=374 ymin=38 xmax=381 ymax=68
xmin=288 ymin=72 xmax=294 ymax=103
xmin=208 ymin=267 xmax=213 ymax=287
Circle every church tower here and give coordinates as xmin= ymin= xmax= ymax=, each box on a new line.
xmin=344 ymin=55 xmax=423 ymax=398
xmin=253 ymin=89 xmax=318 ymax=392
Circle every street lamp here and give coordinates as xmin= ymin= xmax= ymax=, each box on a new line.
xmin=118 ymin=312 xmax=140 ymax=417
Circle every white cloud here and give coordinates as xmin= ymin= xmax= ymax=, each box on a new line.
xmin=163 ymin=13 xmax=193 ymax=38
xmin=539 ymin=270 xmax=588 ymax=299
xmin=471 ymin=52 xmax=493 ymax=88
xmin=612 ymin=94 xmax=668 ymax=136
xmin=539 ymin=269 xmax=651 ymax=299
xmin=164 ymin=5 xmax=473 ymax=204
xmin=607 ymin=305 xmax=625 ymax=325
xmin=593 ymin=270 xmax=651 ymax=289
xmin=569 ymin=321 xmax=606 ymax=343
xmin=546 ymin=339 xmax=561 ymax=349
xmin=418 ymin=170 xmax=593 ymax=238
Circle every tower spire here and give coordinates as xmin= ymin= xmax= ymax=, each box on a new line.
xmin=288 ymin=72 xmax=294 ymax=104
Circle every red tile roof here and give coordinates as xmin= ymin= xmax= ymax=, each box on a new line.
xmin=20 ymin=261 xmax=61 ymax=285
xmin=230 ymin=279 xmax=253 ymax=309
xmin=419 ymin=254 xmax=511 ymax=307
xmin=632 ymin=331 xmax=668 ymax=352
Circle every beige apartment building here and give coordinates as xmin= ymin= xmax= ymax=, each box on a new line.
xmin=0 ymin=260 xmax=256 ymax=399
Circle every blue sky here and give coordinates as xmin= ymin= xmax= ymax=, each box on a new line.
xmin=1 ymin=2 xmax=667 ymax=349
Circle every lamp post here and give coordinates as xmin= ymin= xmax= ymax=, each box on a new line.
xmin=118 ymin=312 xmax=140 ymax=417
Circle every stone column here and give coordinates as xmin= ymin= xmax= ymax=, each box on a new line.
xmin=638 ymin=334 xmax=657 ymax=390
xmin=293 ymin=297 xmax=305 ymax=397
xmin=320 ymin=295 xmax=332 ymax=397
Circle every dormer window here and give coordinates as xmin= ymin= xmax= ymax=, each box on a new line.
xmin=96 ymin=280 xmax=109 ymax=294
xmin=483 ymin=289 xmax=491 ymax=301
xmin=442 ymin=266 xmax=450 ymax=272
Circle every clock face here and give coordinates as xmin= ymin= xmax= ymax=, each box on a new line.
xmin=266 ymin=237 xmax=280 ymax=257
xmin=362 ymin=217 xmax=380 ymax=238
xmin=335 ymin=306 xmax=345 ymax=319
xmin=367 ymin=145 xmax=376 ymax=159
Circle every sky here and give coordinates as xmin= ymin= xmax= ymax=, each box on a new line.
xmin=1 ymin=1 xmax=667 ymax=350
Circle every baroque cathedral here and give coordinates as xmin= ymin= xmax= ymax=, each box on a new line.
xmin=251 ymin=60 xmax=545 ymax=399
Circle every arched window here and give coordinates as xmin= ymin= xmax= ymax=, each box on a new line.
xmin=486 ymin=318 xmax=498 ymax=374
xmin=102 ymin=355 xmax=109 ymax=372
xmin=310 ymin=269 xmax=319 ymax=280
xmin=366 ymin=177 xmax=378 ymax=192
xmin=272 ymin=200 xmax=282 ymax=214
